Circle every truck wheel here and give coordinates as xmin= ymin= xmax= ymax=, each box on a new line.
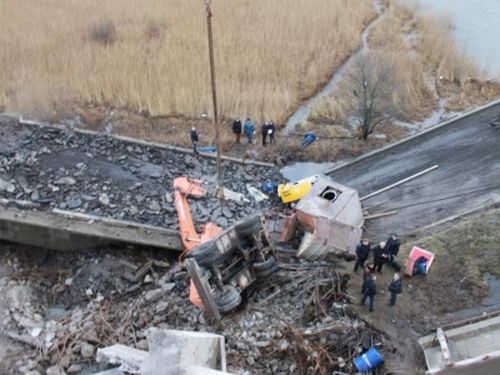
xmin=214 ymin=286 xmax=242 ymax=312
xmin=236 ymin=215 xmax=263 ymax=236
xmin=253 ymin=256 xmax=279 ymax=279
xmin=192 ymin=241 xmax=223 ymax=267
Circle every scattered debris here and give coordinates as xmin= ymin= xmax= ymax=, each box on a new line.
xmin=246 ymin=184 xmax=269 ymax=202
xmin=277 ymin=175 xmax=320 ymax=204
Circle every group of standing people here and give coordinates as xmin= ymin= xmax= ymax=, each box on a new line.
xmin=232 ymin=117 xmax=276 ymax=146
xmin=191 ymin=117 xmax=316 ymax=154
xmin=354 ymin=234 xmax=403 ymax=312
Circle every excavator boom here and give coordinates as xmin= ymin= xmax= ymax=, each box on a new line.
xmin=173 ymin=177 xmax=222 ymax=251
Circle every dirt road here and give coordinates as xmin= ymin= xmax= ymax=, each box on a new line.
xmin=328 ymin=102 xmax=500 ymax=238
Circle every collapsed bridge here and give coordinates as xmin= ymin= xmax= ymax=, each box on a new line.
xmin=0 ymin=117 xmax=276 ymax=252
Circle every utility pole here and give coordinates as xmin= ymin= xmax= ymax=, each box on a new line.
xmin=204 ymin=0 xmax=224 ymax=201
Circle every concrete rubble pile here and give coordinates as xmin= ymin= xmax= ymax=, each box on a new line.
xmin=0 ymin=119 xmax=277 ymax=229
xmin=0 ymin=244 xmax=381 ymax=375
xmin=0 ymin=118 xmax=383 ymax=374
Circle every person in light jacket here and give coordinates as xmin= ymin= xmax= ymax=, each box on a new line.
xmin=388 ymin=272 xmax=403 ymax=306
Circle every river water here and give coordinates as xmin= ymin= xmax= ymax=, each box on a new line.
xmin=417 ymin=0 xmax=500 ymax=78
xmin=281 ymin=0 xmax=500 ymax=181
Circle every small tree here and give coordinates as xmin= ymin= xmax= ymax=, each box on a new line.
xmin=348 ymin=54 xmax=396 ymax=140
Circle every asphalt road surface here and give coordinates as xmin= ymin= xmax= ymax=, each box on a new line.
xmin=328 ymin=102 xmax=500 ymax=239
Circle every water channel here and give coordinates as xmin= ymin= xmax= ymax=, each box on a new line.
xmin=418 ymin=0 xmax=500 ymax=78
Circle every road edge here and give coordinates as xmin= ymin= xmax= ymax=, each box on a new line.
xmin=324 ymin=98 xmax=500 ymax=175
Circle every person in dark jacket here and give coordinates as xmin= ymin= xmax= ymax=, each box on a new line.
xmin=373 ymin=241 xmax=389 ymax=273
xmin=354 ymin=239 xmax=371 ymax=272
xmin=386 ymin=233 xmax=401 ymax=269
xmin=361 ymin=274 xmax=377 ymax=312
xmin=190 ymin=127 xmax=199 ymax=154
xmin=243 ymin=118 xmax=255 ymax=144
xmin=261 ymin=121 xmax=270 ymax=146
xmin=361 ymin=261 xmax=376 ymax=294
xmin=268 ymin=121 xmax=276 ymax=144
xmin=232 ymin=117 xmax=242 ymax=144
xmin=388 ymin=272 xmax=403 ymax=306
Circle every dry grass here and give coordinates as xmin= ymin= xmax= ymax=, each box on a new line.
xmin=0 ymin=0 xmax=376 ymax=124
xmin=310 ymin=0 xmax=500 ymax=136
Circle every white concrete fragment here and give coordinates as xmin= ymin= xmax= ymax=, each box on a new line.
xmin=46 ymin=365 xmax=67 ymax=375
xmin=185 ymin=365 xmax=231 ymax=374
xmin=222 ymin=187 xmax=250 ymax=204
xmin=81 ymin=342 xmax=95 ymax=359
xmin=144 ymin=288 xmax=163 ymax=303
xmin=54 ymin=177 xmax=76 ymax=185
xmin=142 ymin=328 xmax=227 ymax=374
xmin=96 ymin=344 xmax=149 ymax=374
xmin=0 ymin=178 xmax=15 ymax=193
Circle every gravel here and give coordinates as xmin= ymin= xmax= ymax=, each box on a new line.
xmin=0 ymin=120 xmax=279 ymax=229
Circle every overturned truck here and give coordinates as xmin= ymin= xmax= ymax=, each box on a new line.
xmin=185 ymin=214 xmax=277 ymax=320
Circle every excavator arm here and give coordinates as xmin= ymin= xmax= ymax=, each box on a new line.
xmin=173 ymin=177 xmax=222 ymax=251
xmin=173 ymin=177 xmax=222 ymax=309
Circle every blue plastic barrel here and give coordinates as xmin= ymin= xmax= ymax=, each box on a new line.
xmin=353 ymin=347 xmax=383 ymax=372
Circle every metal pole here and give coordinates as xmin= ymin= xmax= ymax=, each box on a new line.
xmin=205 ymin=0 xmax=224 ymax=201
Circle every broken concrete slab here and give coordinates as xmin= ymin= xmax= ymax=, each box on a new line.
xmin=419 ymin=312 xmax=500 ymax=375
xmin=96 ymin=329 xmax=228 ymax=375
xmin=0 ymin=178 xmax=16 ymax=193
xmin=96 ymin=344 xmax=149 ymax=374
xmin=143 ymin=328 xmax=227 ymax=373
xmin=0 ymin=204 xmax=182 ymax=252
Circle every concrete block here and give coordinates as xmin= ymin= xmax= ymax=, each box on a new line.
xmin=96 ymin=344 xmax=149 ymax=374
xmin=142 ymin=328 xmax=227 ymax=374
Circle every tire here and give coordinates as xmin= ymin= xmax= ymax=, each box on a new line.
xmin=253 ymin=256 xmax=279 ymax=279
xmin=192 ymin=240 xmax=223 ymax=267
xmin=214 ymin=285 xmax=242 ymax=312
xmin=236 ymin=215 xmax=263 ymax=236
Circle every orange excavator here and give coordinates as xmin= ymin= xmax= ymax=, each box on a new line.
xmin=173 ymin=176 xmax=278 ymax=320
xmin=173 ymin=177 xmax=222 ymax=308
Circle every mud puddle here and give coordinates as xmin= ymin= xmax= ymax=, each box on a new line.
xmin=280 ymin=161 xmax=337 ymax=181
xmin=448 ymin=272 xmax=500 ymax=321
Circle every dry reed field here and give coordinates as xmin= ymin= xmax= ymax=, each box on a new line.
xmin=0 ymin=0 xmax=375 ymax=124
xmin=309 ymin=0 xmax=500 ymax=128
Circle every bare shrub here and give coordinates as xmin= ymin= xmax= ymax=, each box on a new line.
xmin=88 ymin=18 xmax=116 ymax=46
xmin=347 ymin=53 xmax=397 ymax=140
